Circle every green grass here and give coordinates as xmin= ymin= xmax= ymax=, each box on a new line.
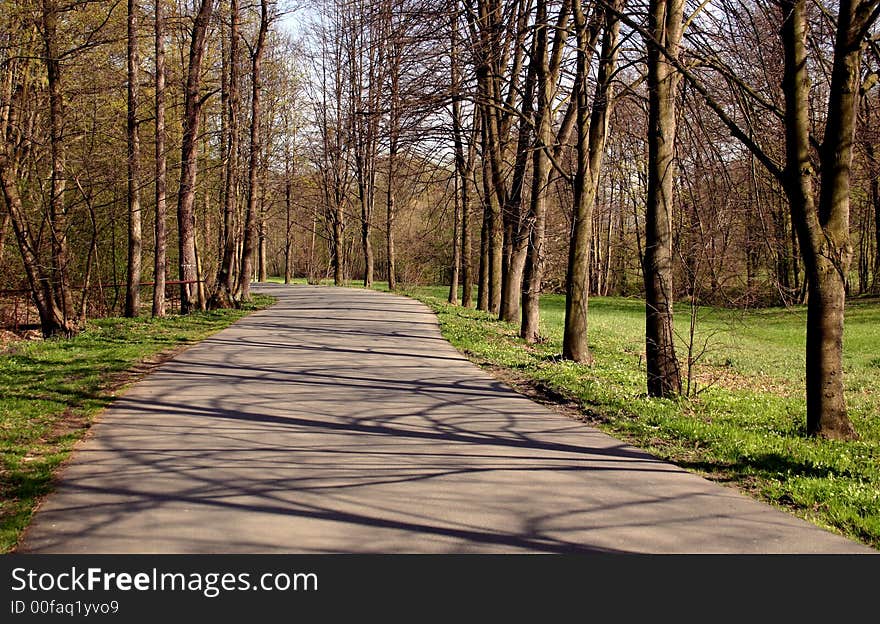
xmin=0 ymin=295 xmax=275 ymax=553
xmin=389 ymin=285 xmax=880 ymax=550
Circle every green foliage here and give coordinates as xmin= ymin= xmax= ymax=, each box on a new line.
xmin=400 ymin=288 xmax=880 ymax=550
xmin=0 ymin=295 xmax=275 ymax=553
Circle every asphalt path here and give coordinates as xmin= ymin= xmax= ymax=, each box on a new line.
xmin=19 ymin=285 xmax=874 ymax=553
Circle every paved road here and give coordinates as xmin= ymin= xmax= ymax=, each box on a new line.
xmin=20 ymin=285 xmax=874 ymax=553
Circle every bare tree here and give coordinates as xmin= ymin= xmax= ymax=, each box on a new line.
xmin=562 ymin=0 xmax=623 ymax=363
xmin=177 ymin=0 xmax=215 ymax=313
xmin=211 ymin=0 xmax=243 ymax=308
xmin=152 ymin=0 xmax=168 ymax=317
xmin=467 ymin=0 xmax=527 ymax=314
xmin=42 ymin=0 xmax=76 ymax=332
xmin=384 ymin=0 xmax=406 ymax=291
xmin=451 ymin=0 xmax=479 ymax=306
xmin=642 ymin=0 xmax=683 ymax=396
xmin=520 ymin=0 xmax=571 ymax=342
xmin=239 ymin=0 xmax=271 ymax=300
xmin=776 ymin=0 xmax=875 ymax=438
xmin=125 ymin=0 xmax=142 ymax=317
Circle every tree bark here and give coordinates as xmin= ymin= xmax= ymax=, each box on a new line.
xmin=386 ymin=156 xmax=397 ymax=290
xmin=211 ymin=0 xmax=241 ymax=308
xmin=502 ymin=0 xmax=571 ymax=324
xmin=460 ymin=122 xmax=477 ymax=308
xmin=333 ymin=208 xmax=344 ymax=285
xmin=285 ymin=163 xmax=293 ymax=284
xmin=451 ymin=8 xmax=477 ymax=307
xmin=779 ymin=0 xmax=863 ymax=439
xmin=861 ymin=50 xmax=880 ymax=293
xmin=152 ymin=0 xmax=167 ymax=318
xmin=258 ymin=189 xmax=267 ymax=282
xmin=0 ymin=166 xmax=69 ymax=336
xmin=519 ymin=0 xmax=572 ymax=341
xmin=386 ymin=13 xmax=401 ymax=292
xmin=449 ymin=173 xmax=462 ymax=304
xmin=448 ymin=7 xmax=464 ymax=304
xmin=0 ymin=210 xmax=8 ymax=263
xmin=484 ymin=122 xmax=504 ymax=315
xmin=42 ymin=0 xmax=76 ymax=332
xmin=643 ymin=0 xmax=683 ymax=397
xmin=468 ymin=0 xmax=512 ymax=316
xmin=177 ymin=0 xmax=214 ymax=313
xmin=874 ymin=165 xmax=880 ymax=292
xmin=563 ymin=0 xmax=621 ymax=363
xmin=520 ymin=0 xmax=552 ymax=343
xmin=499 ymin=43 xmax=535 ymax=324
xmin=239 ymin=0 xmax=269 ymax=301
xmin=360 ymin=194 xmax=375 ymax=288
xmin=477 ymin=194 xmax=490 ymax=311
xmin=125 ymin=0 xmax=142 ymax=317
xmin=0 ymin=32 xmax=71 ymax=337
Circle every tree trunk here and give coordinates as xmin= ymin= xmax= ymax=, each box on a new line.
xmin=461 ymin=116 xmax=478 ymax=308
xmin=258 ymin=197 xmax=267 ymax=282
xmin=643 ymin=0 xmax=683 ymax=397
xmin=520 ymin=0 xmax=552 ymax=343
xmin=779 ymin=0 xmax=861 ymax=439
xmin=258 ymin=161 xmax=268 ymax=284
xmin=502 ymin=0 xmax=573 ymax=324
xmin=488 ymin=169 xmax=504 ymax=315
xmin=193 ymin=222 xmax=207 ymax=310
xmin=211 ymin=0 xmax=241 ymax=308
xmin=152 ymin=0 xmax=167 ymax=318
xmin=865 ymin=90 xmax=880 ymax=292
xmin=285 ymin=175 xmax=293 ymax=284
xmin=813 ymin=1 xmax=859 ymax=437
xmin=482 ymin=122 xmax=504 ymax=315
xmin=499 ymin=42 xmax=535 ymax=324
xmin=874 ymin=171 xmax=880 ymax=292
xmin=239 ymin=0 xmax=269 ymax=301
xmin=563 ymin=0 xmax=620 ymax=363
xmin=0 ymin=210 xmax=8 ymax=262
xmin=477 ymin=193 xmax=490 ymax=311
xmin=125 ymin=0 xmax=142 ymax=318
xmin=332 ymin=202 xmax=344 ymax=286
xmin=42 ymin=0 xmax=75 ymax=332
xmin=362 ymin=209 xmax=374 ymax=288
xmin=449 ymin=173 xmax=461 ymax=304
xmin=448 ymin=9 xmax=464 ymax=304
xmin=1 ymin=34 xmax=70 ymax=332
xmin=309 ymin=204 xmax=317 ymax=284
xmin=0 ymin=166 xmax=70 ymax=336
xmin=177 ymin=0 xmax=214 ymax=314
xmin=347 ymin=2 xmax=381 ymax=291
xmin=470 ymin=0 xmax=506 ymax=316
xmin=386 ymin=158 xmax=397 ymax=290
xmin=451 ymin=13 xmax=476 ymax=307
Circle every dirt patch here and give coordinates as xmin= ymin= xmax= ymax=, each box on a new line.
xmin=0 ymin=328 xmax=41 ymax=352
xmin=20 ymin=409 xmax=93 ymax=465
xmin=691 ymin=364 xmax=795 ymax=396
xmin=0 ymin=329 xmax=20 ymax=344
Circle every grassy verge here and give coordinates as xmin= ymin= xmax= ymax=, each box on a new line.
xmin=0 ymin=295 xmax=275 ymax=553
xmin=390 ymin=285 xmax=879 ymax=550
